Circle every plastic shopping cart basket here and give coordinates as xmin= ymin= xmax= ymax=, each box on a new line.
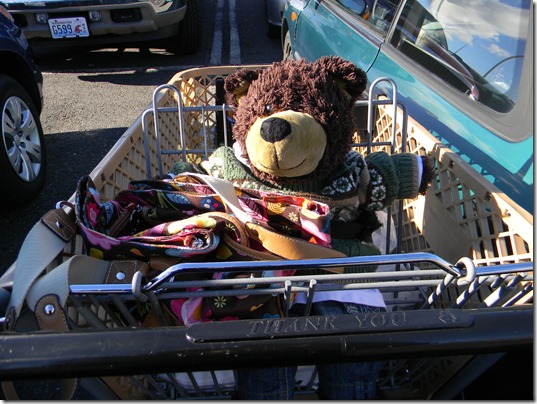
xmin=0 ymin=66 xmax=532 ymax=400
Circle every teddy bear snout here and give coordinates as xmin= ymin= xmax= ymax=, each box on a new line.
xmin=260 ymin=117 xmax=292 ymax=143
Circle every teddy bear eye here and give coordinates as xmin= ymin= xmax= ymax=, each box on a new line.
xmin=264 ymin=105 xmax=272 ymax=114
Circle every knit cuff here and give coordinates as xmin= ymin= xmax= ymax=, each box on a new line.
xmin=391 ymin=153 xmax=420 ymax=199
xmin=364 ymin=151 xmax=399 ymax=208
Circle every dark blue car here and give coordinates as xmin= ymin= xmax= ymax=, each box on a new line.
xmin=0 ymin=4 xmax=45 ymax=208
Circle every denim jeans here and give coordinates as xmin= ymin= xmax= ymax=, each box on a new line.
xmin=235 ymin=301 xmax=385 ymax=400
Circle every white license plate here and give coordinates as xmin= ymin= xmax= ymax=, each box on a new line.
xmin=48 ymin=17 xmax=90 ymax=39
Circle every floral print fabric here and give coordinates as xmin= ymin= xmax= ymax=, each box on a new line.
xmin=75 ymin=174 xmax=333 ymax=323
xmin=76 ymin=176 xmax=220 ymax=261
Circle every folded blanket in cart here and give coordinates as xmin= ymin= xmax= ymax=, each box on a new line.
xmin=74 ymin=172 xmax=342 ymax=325
xmin=75 ymin=173 xmax=333 ymax=262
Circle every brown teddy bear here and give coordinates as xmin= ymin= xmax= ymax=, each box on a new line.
xmin=176 ymin=56 xmax=433 ymax=262
xmin=173 ymin=56 xmax=434 ymax=400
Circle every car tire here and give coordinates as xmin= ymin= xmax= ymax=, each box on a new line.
xmin=283 ymin=30 xmax=293 ymax=60
xmin=166 ymin=0 xmax=202 ymax=55
xmin=0 ymin=74 xmax=46 ymax=209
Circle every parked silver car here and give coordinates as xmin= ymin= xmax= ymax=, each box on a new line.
xmin=2 ymin=0 xmax=201 ymax=55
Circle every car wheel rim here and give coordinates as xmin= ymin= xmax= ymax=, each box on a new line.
xmin=283 ymin=31 xmax=292 ymax=60
xmin=2 ymin=96 xmax=42 ymax=182
xmin=284 ymin=43 xmax=291 ymax=59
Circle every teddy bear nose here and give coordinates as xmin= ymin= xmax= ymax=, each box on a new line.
xmin=260 ymin=117 xmax=292 ymax=143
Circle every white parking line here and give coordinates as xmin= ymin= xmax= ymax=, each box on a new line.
xmin=210 ymin=0 xmax=224 ymax=66
xmin=210 ymin=0 xmax=241 ymax=66
xmin=229 ymin=0 xmax=241 ymax=65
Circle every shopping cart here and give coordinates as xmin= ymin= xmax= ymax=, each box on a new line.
xmin=0 ymin=66 xmax=532 ymax=400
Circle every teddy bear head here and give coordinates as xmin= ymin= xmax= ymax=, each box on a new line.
xmin=224 ymin=56 xmax=367 ymax=186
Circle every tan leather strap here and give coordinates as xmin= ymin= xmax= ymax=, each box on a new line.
xmin=149 ymin=256 xmax=181 ymax=271
xmin=186 ymin=173 xmax=253 ymax=224
xmin=222 ymin=232 xmax=282 ymax=261
xmin=41 ymin=207 xmax=77 ymax=242
xmin=2 ymin=294 xmax=78 ymax=400
xmin=1 ymin=206 xmax=79 ymax=399
xmin=4 ymin=206 xmax=77 ymax=322
xmin=246 ymin=222 xmax=346 ymax=273
xmin=203 ymin=206 xmax=345 ymax=266
xmin=34 ymin=294 xmax=71 ymax=331
xmin=104 ymin=260 xmax=149 ymax=284
xmin=185 ymin=174 xmax=345 ymax=266
xmin=3 ymin=258 xmax=149 ymax=400
xmin=199 ymin=211 xmax=251 ymax=247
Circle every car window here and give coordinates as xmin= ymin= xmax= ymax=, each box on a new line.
xmin=389 ymin=0 xmax=530 ymax=114
xmin=335 ymin=0 xmax=402 ymax=35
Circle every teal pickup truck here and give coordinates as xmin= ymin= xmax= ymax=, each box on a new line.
xmin=282 ymin=0 xmax=533 ymax=215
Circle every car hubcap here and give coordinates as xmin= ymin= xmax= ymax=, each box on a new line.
xmin=2 ymin=96 xmax=42 ymax=182
xmin=284 ymin=32 xmax=293 ymax=60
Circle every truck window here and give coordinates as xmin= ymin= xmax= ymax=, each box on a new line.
xmin=390 ymin=0 xmax=530 ymax=114
xmin=336 ymin=0 xmax=402 ymax=35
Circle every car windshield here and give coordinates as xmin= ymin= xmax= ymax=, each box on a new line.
xmin=390 ymin=0 xmax=530 ymax=113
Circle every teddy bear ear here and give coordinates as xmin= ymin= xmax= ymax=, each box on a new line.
xmin=317 ymin=56 xmax=368 ymax=105
xmin=224 ymin=68 xmax=262 ymax=107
